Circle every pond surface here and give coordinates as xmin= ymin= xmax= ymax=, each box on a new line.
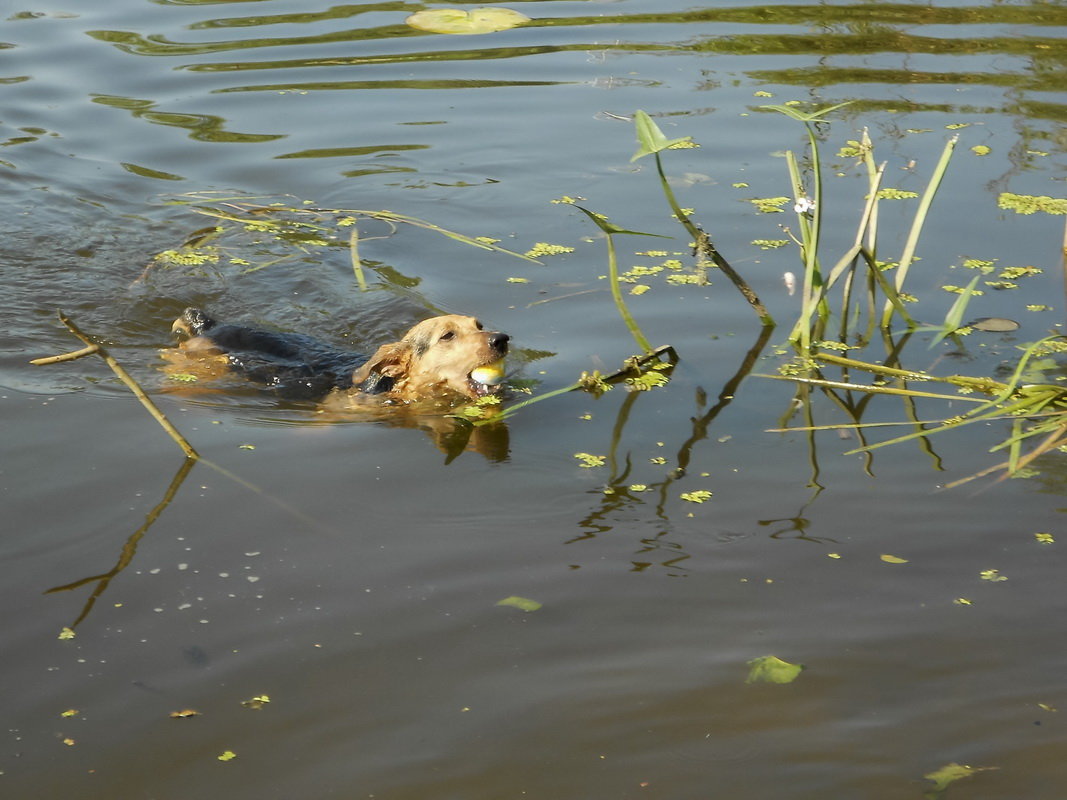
xmin=4 ymin=1 xmax=1067 ymax=797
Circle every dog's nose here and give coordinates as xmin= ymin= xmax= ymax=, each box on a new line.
xmin=489 ymin=332 xmax=510 ymax=352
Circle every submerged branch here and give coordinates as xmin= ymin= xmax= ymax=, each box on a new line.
xmin=34 ymin=312 xmax=199 ymax=460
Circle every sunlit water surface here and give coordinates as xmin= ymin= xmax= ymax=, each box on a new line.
xmin=3 ymin=1 xmax=1067 ymax=797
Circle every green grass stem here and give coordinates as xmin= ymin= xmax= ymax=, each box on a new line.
xmin=880 ymin=134 xmax=958 ymax=328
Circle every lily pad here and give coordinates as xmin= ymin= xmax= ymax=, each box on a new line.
xmin=406 ymin=8 xmax=531 ymax=35
xmin=745 ymin=655 xmax=805 ymax=684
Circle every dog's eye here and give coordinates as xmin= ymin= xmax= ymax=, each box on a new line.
xmin=439 ymin=331 xmax=456 ymax=341
xmin=475 ymin=321 xmax=484 ymax=330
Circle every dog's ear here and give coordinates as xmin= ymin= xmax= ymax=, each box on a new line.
xmin=351 ymin=341 xmax=413 ymax=393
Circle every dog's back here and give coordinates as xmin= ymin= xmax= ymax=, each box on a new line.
xmin=172 ymin=308 xmax=371 ymax=400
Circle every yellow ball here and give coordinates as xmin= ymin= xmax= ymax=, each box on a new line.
xmin=470 ymin=361 xmax=505 ymax=385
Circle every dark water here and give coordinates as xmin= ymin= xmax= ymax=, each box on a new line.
xmin=3 ymin=1 xmax=1067 ymax=797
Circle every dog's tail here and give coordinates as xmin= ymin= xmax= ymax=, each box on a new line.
xmin=171 ymin=307 xmax=216 ymax=338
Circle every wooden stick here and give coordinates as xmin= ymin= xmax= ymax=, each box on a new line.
xmin=34 ymin=312 xmax=200 ymax=460
xmin=29 ymin=344 xmax=100 ymax=365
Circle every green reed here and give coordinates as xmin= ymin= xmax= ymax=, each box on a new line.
xmin=761 ymin=103 xmax=960 ymax=348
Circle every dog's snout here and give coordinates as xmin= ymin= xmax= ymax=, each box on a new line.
xmin=488 ymin=332 xmax=510 ymax=353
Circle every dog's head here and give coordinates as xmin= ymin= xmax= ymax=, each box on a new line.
xmin=351 ymin=315 xmax=510 ymax=401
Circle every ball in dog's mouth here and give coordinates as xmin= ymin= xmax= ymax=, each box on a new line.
xmin=468 ymin=360 xmax=506 ymax=396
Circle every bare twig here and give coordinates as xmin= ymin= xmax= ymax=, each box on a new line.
xmin=33 ymin=312 xmax=199 ymax=460
xmin=29 ymin=345 xmax=100 ymax=365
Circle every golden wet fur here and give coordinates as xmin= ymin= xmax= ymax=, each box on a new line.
xmin=167 ymin=309 xmax=509 ymax=406
xmin=347 ymin=315 xmax=507 ymax=401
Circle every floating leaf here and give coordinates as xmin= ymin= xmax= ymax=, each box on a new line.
xmin=980 ymin=569 xmax=1007 ymax=582
xmin=217 ymin=750 xmax=237 ymax=761
xmin=626 ymin=370 xmax=670 ymax=391
xmin=998 ymin=192 xmax=1067 ymax=215
xmin=1035 ymin=532 xmax=1055 ymax=544
xmin=496 ymin=595 xmax=542 ymax=612
xmin=241 ymin=695 xmax=271 ymax=709
xmin=1000 ymin=265 xmax=1042 ymax=279
xmin=923 ymin=762 xmax=997 ymax=797
xmin=58 ymin=627 xmax=75 ymax=640
xmin=680 ymin=490 xmax=713 ymax=503
xmin=405 ymin=7 xmax=530 ymax=35
xmin=877 ymin=188 xmax=919 ymax=200
xmin=749 ymin=196 xmax=791 ymax=214
xmin=880 ymin=554 xmax=909 ymax=564
xmin=745 ymin=655 xmax=805 ymax=684
xmin=170 ymin=709 xmax=201 ymax=719
xmin=524 ymin=242 xmax=574 ymax=258
xmin=969 ymin=317 xmax=1019 ymax=332
xmin=574 ymin=452 xmax=606 ymax=468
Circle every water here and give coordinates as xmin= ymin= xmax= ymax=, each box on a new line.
xmin=3 ymin=1 xmax=1067 ymax=797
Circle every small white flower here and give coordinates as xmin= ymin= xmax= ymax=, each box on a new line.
xmin=794 ymin=197 xmax=816 ymax=214
xmin=783 ymin=271 xmax=796 ymax=296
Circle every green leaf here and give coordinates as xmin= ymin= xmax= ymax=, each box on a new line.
xmin=760 ymin=100 xmax=853 ymax=124
xmin=240 ymin=695 xmax=271 ymax=709
xmin=923 ymin=762 xmax=997 ymax=797
xmin=631 ymin=110 xmax=692 ymax=162
xmin=406 ymin=7 xmax=531 ymax=35
xmin=572 ymin=205 xmax=670 ymax=238
xmin=679 ymin=490 xmax=712 ymax=503
xmin=496 ymin=595 xmax=542 ymax=612
xmin=997 ymin=192 xmax=1067 ymax=215
xmin=745 ymin=655 xmax=805 ymax=684
xmin=921 ymin=275 xmax=981 ymax=349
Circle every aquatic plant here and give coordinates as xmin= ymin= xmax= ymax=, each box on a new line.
xmin=727 ymin=105 xmax=1067 ymax=483
xmin=405 ymin=7 xmax=531 ymax=35
xmin=618 ymin=106 xmax=1067 ymax=484
xmin=630 ymin=110 xmax=774 ymax=327
xmin=152 ymin=192 xmax=540 ymax=291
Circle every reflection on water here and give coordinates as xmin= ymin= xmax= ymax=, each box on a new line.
xmin=4 ymin=1 xmax=1067 ymax=798
xmin=71 ymin=1 xmax=1067 ymax=164
xmin=45 ymin=456 xmax=197 ymax=631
